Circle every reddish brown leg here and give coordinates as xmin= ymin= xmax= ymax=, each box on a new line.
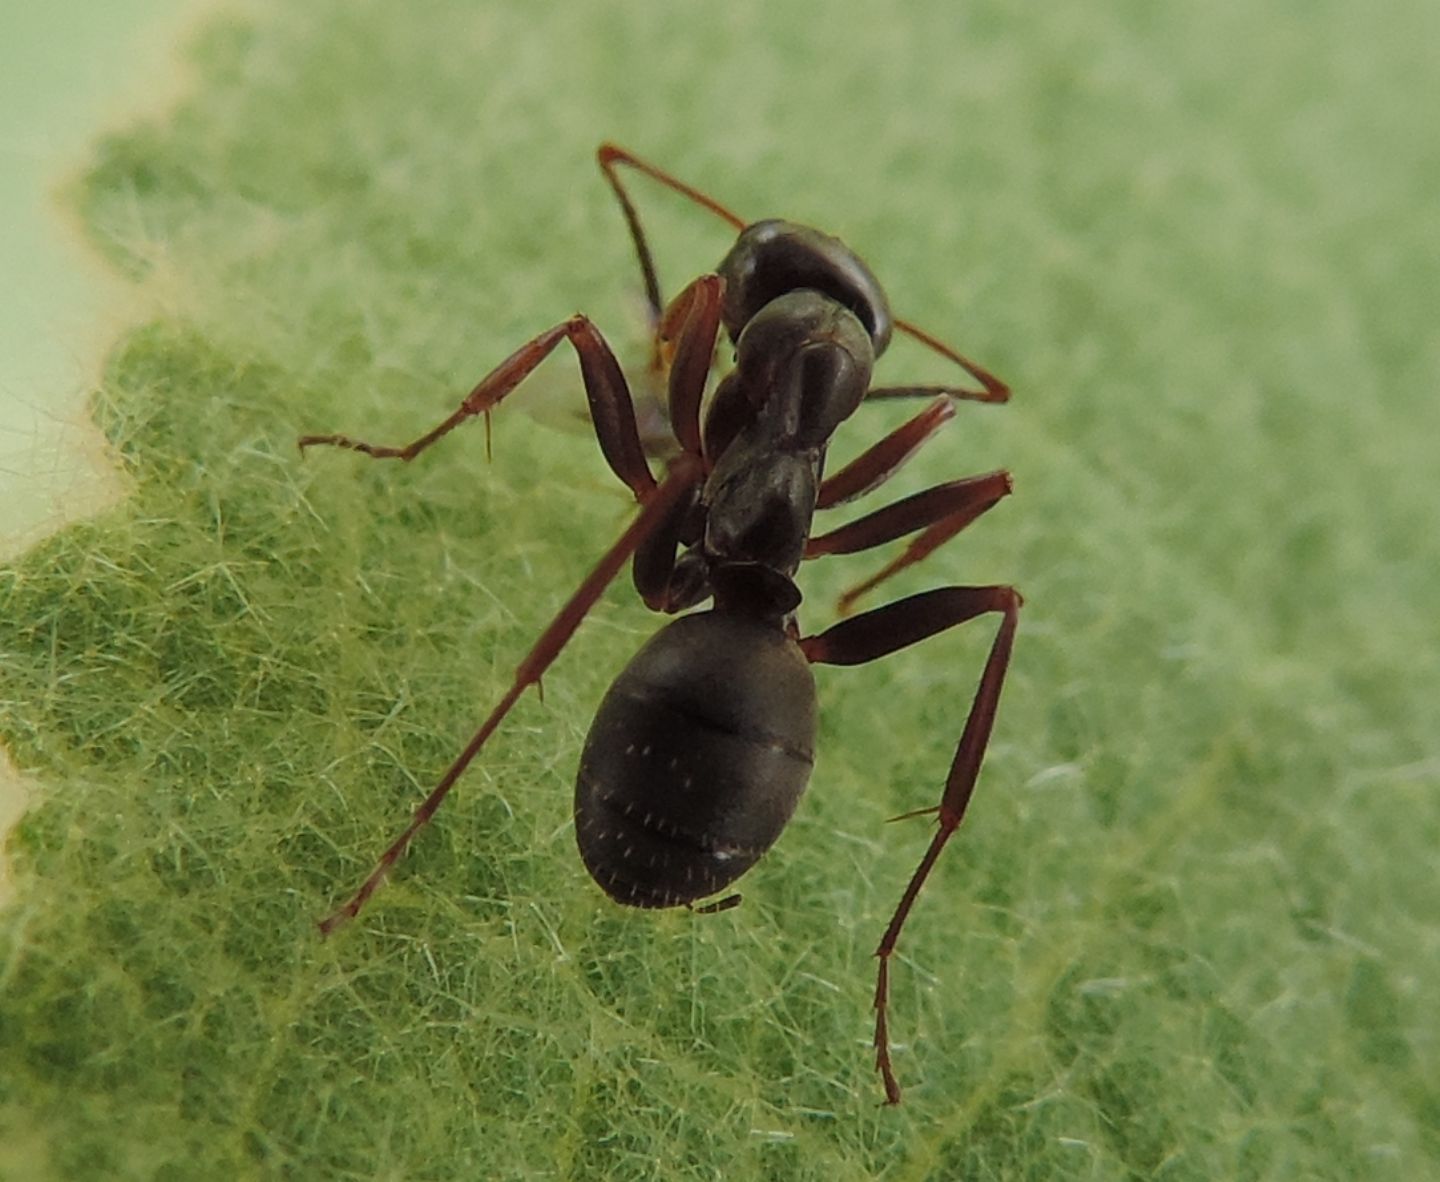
xmin=298 ymin=316 xmax=658 ymax=501
xmin=865 ymin=383 xmax=1008 ymax=406
xmin=319 ymin=453 xmax=705 ymax=935
xmin=597 ymin=142 xmax=747 ymax=325
xmin=316 ymin=278 xmax=725 ymax=933
xmin=657 ymin=274 xmax=725 ymax=458
xmin=817 ymin=397 xmax=956 ymax=510
xmin=806 ymin=471 xmax=1013 ymax=613
xmin=890 ymin=317 xmax=1011 ymax=404
xmin=800 ymin=584 xmax=1022 ymax=1104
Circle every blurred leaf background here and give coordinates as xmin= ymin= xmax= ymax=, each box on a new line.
xmin=1 ymin=1 xmax=1437 ymax=1178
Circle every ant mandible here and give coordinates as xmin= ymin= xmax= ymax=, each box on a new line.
xmin=299 ymin=143 xmax=1020 ymax=1105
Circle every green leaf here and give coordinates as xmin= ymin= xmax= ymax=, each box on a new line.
xmin=2 ymin=1 xmax=1438 ymax=1178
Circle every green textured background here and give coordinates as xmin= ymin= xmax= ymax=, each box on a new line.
xmin=2 ymin=1 xmax=1438 ymax=1178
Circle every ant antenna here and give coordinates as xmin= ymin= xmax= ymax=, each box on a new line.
xmin=597 ymin=142 xmax=1010 ymax=402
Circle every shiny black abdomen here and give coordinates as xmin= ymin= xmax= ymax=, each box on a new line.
xmin=575 ymin=610 xmax=817 ymax=908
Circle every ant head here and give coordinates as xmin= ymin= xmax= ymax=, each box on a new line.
xmin=718 ymin=220 xmax=893 ymax=356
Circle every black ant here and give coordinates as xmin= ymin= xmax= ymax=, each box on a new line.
xmin=299 ymin=144 xmax=1020 ymax=1104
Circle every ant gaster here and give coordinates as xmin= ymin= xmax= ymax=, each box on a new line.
xmin=299 ymin=144 xmax=1021 ymax=1104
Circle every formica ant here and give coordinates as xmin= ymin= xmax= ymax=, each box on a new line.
xmin=300 ymin=144 xmax=1020 ymax=1103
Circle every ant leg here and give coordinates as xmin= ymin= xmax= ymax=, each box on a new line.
xmin=806 ymin=471 xmax=1013 ymax=613
xmin=597 ymin=145 xmax=739 ymax=451
xmin=319 ymin=453 xmax=705 ymax=935
xmin=887 ymin=317 xmax=1010 ymax=404
xmin=800 ymin=584 xmax=1021 ymax=1104
xmin=299 ymin=316 xmax=657 ymax=501
xmin=865 ymin=381 xmax=1008 ymax=407
xmin=318 ymin=278 xmax=723 ymax=933
xmin=657 ymin=274 xmax=724 ymax=457
xmin=597 ymin=142 xmax=747 ymax=325
xmin=629 ymin=275 xmax=725 ymax=611
xmin=817 ymin=397 xmax=956 ymax=510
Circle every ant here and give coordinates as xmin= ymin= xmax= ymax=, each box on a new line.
xmin=299 ymin=144 xmax=1020 ymax=1104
